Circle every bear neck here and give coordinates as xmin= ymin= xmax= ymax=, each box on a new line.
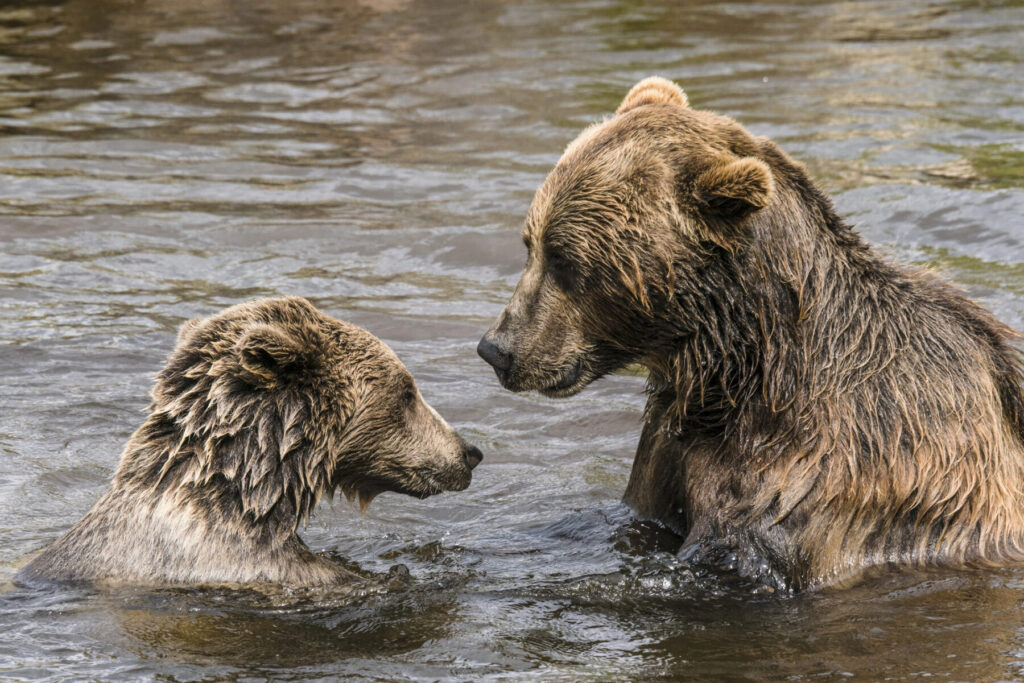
xmin=110 ymin=412 xmax=313 ymax=545
xmin=652 ymin=174 xmax=1024 ymax=461
xmin=640 ymin=178 xmax=1024 ymax=584
xmin=650 ymin=183 xmax=909 ymax=439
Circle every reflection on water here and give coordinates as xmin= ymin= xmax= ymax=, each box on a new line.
xmin=1 ymin=0 xmax=1024 ymax=679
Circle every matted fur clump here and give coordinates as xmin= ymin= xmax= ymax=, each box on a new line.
xmin=478 ymin=76 xmax=1024 ymax=590
xmin=20 ymin=296 xmax=481 ymax=588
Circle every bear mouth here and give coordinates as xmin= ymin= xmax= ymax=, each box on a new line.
xmin=539 ymin=357 xmax=588 ymax=398
xmin=354 ymin=466 xmax=472 ymax=505
xmin=396 ymin=471 xmax=472 ymax=499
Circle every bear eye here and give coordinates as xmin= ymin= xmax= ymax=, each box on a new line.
xmin=546 ymin=248 xmax=580 ymax=291
xmin=402 ymin=386 xmax=416 ymax=406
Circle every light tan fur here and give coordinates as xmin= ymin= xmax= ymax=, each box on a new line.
xmin=20 ymin=297 xmax=481 ymax=588
xmin=616 ymin=76 xmax=689 ymax=114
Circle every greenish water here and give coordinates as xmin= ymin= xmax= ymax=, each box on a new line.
xmin=1 ymin=0 xmax=1024 ymax=680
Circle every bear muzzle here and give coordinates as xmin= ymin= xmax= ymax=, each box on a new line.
xmin=463 ymin=443 xmax=483 ymax=470
xmin=477 ymin=333 xmax=513 ymax=382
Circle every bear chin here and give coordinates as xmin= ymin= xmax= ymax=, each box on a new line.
xmin=538 ymin=358 xmax=591 ymax=398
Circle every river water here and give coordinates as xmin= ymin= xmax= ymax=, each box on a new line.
xmin=1 ymin=0 xmax=1023 ymax=680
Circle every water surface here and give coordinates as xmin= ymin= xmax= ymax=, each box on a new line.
xmin=2 ymin=0 xmax=1024 ymax=680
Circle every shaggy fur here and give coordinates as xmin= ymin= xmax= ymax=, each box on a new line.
xmin=478 ymin=76 xmax=1024 ymax=590
xmin=20 ymin=296 xmax=481 ymax=588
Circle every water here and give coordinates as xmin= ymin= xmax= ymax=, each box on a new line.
xmin=1 ymin=0 xmax=1023 ymax=679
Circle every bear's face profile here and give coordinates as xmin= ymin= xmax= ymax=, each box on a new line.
xmin=479 ymin=77 xmax=774 ymax=397
xmin=151 ymin=296 xmax=480 ymax=524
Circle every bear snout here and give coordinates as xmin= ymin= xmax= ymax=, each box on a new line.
xmin=477 ymin=334 xmax=513 ymax=377
xmin=462 ymin=444 xmax=483 ymax=470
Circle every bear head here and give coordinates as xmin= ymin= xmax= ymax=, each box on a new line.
xmin=145 ymin=296 xmax=481 ymax=526
xmin=479 ymin=76 xmax=780 ymax=398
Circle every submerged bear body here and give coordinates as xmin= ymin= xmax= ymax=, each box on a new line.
xmin=21 ymin=296 xmax=481 ymax=588
xmin=479 ymin=77 xmax=1024 ymax=589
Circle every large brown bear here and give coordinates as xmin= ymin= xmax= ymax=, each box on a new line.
xmin=478 ymin=77 xmax=1024 ymax=590
xmin=20 ymin=296 xmax=481 ymax=588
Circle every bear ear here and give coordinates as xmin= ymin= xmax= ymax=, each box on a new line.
xmin=235 ymin=324 xmax=306 ymax=386
xmin=693 ymin=156 xmax=774 ymax=220
xmin=175 ymin=316 xmax=204 ymax=346
xmin=616 ymin=76 xmax=689 ymax=115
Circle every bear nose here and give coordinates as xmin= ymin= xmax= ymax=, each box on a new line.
xmin=463 ymin=445 xmax=483 ymax=470
xmin=477 ymin=334 xmax=513 ymax=373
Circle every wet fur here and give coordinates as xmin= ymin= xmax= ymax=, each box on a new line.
xmin=484 ymin=77 xmax=1024 ymax=589
xmin=19 ymin=296 xmax=478 ymax=588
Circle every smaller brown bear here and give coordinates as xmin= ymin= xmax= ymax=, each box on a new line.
xmin=18 ymin=296 xmax=482 ymax=588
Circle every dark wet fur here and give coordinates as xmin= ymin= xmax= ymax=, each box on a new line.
xmin=484 ymin=77 xmax=1024 ymax=590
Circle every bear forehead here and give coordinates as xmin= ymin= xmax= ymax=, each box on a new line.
xmin=561 ymin=105 xmax=750 ymax=167
xmin=179 ymin=297 xmax=401 ymax=369
xmin=524 ymin=105 xmax=764 ymax=244
xmin=233 ymin=296 xmax=334 ymax=330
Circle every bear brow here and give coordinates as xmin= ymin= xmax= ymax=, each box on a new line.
xmin=523 ymin=194 xmax=551 ymax=247
xmin=547 ymin=191 xmax=622 ymax=236
xmin=532 ymin=186 xmax=617 ymax=243
xmin=543 ymin=220 xmax=599 ymax=254
xmin=521 ymin=224 xmax=534 ymax=249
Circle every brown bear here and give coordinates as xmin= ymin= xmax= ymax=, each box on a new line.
xmin=478 ymin=76 xmax=1024 ymax=590
xmin=19 ymin=296 xmax=482 ymax=588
